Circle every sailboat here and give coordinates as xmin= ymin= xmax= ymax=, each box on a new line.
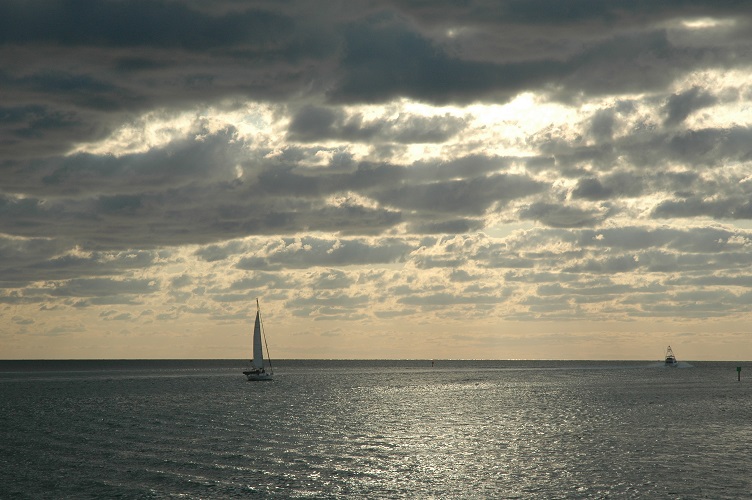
xmin=243 ymin=299 xmax=274 ymax=381
xmin=664 ymin=345 xmax=678 ymax=367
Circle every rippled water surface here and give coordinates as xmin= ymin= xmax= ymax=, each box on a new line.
xmin=1 ymin=360 xmax=751 ymax=498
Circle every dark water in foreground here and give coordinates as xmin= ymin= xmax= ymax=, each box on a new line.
xmin=1 ymin=360 xmax=751 ymax=498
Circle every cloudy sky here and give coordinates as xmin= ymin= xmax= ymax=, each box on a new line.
xmin=2 ymin=0 xmax=752 ymax=360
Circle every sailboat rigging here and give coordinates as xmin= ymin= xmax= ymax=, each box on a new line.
xmin=243 ymin=299 xmax=274 ymax=381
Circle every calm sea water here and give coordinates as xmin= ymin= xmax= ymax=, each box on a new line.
xmin=1 ymin=360 xmax=751 ymax=498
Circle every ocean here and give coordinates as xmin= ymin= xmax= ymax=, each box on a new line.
xmin=1 ymin=360 xmax=750 ymax=498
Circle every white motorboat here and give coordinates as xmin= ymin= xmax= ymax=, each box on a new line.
xmin=664 ymin=345 xmax=678 ymax=367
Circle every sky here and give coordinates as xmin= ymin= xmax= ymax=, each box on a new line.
xmin=2 ymin=0 xmax=752 ymax=360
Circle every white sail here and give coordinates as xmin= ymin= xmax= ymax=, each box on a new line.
xmin=244 ymin=298 xmax=273 ymax=380
xmin=252 ymin=309 xmax=264 ymax=370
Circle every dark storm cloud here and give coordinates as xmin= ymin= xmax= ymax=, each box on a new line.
xmin=589 ymin=109 xmax=616 ymax=143
xmin=665 ymin=127 xmax=752 ymax=166
xmin=370 ymin=154 xmax=512 ymax=185
xmin=4 ymin=127 xmax=241 ymax=197
xmin=228 ymin=272 xmax=296 ymax=291
xmin=287 ymin=106 xmax=340 ymax=141
xmin=330 ymin=14 xmax=564 ymax=104
xmin=574 ymin=226 xmax=748 ymax=254
xmin=332 ymin=3 xmax=752 ymax=104
xmin=3 ymin=0 xmax=751 ymax=161
xmin=372 ymin=172 xmax=546 ymax=215
xmin=421 ymin=226 xmax=752 ymax=279
xmin=571 ymin=172 xmax=646 ymax=201
xmin=652 ymin=197 xmax=752 ymax=220
xmin=395 ymin=0 xmax=752 ymax=26
xmin=571 ymin=178 xmax=613 ymax=200
xmin=0 ymin=1 xmax=330 ymax=160
xmin=537 ymin=120 xmax=752 ymax=202
xmin=409 ymin=218 xmax=485 ymax=234
xmin=518 ymin=202 xmax=607 ymax=228
xmin=2 ymin=273 xmax=168 ymax=305
xmin=45 ymin=277 xmax=158 ymax=298
xmin=0 ymin=0 xmax=294 ymax=49
xmin=553 ymin=31 xmax=692 ymax=99
xmin=0 ymin=104 xmax=81 ymax=140
xmin=287 ymin=105 xmax=467 ymax=143
xmin=0 ymin=232 xmax=165 ymax=286
xmin=234 ymin=236 xmax=417 ymax=270
xmin=284 ymin=291 xmax=371 ymax=319
xmin=664 ymin=86 xmax=718 ymax=126
xmin=0 ymin=236 xmax=69 ymax=287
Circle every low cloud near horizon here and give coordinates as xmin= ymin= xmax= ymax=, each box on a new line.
xmin=2 ymin=0 xmax=752 ymax=360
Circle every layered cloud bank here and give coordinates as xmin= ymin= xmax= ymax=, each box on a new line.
xmin=2 ymin=1 xmax=752 ymax=359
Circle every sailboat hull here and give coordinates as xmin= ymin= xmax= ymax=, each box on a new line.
xmin=243 ymin=370 xmax=273 ymax=381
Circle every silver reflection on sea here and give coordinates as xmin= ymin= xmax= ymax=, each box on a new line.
xmin=1 ymin=360 xmax=751 ymax=498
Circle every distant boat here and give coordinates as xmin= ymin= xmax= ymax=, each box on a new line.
xmin=664 ymin=345 xmax=678 ymax=367
xmin=243 ymin=299 xmax=274 ymax=381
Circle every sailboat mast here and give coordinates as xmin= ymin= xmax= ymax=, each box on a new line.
xmin=258 ymin=298 xmax=274 ymax=375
